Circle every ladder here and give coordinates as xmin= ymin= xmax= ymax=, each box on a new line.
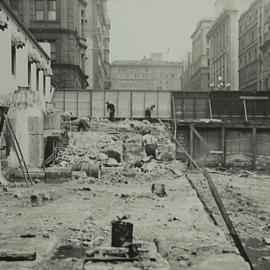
xmin=3 ymin=114 xmax=33 ymax=186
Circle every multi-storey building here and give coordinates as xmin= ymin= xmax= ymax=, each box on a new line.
xmin=191 ymin=18 xmax=214 ymax=91
xmin=181 ymin=52 xmax=193 ymax=91
xmin=0 ymin=1 xmax=53 ymax=168
xmin=259 ymin=0 xmax=270 ymax=90
xmin=110 ymin=53 xmax=183 ymax=91
xmin=239 ymin=0 xmax=262 ymax=91
xmin=3 ymin=0 xmax=89 ymax=89
xmin=85 ymin=0 xmax=111 ymax=90
xmin=207 ymin=0 xmax=252 ymax=90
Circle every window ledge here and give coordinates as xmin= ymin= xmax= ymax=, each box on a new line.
xmin=30 ymin=20 xmax=60 ymax=23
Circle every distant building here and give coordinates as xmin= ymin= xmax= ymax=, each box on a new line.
xmin=239 ymin=0 xmax=262 ymax=91
xmin=85 ymin=0 xmax=111 ymax=90
xmin=3 ymin=0 xmax=88 ymax=89
xmin=110 ymin=53 xmax=183 ymax=91
xmin=191 ymin=18 xmax=214 ymax=91
xmin=181 ymin=52 xmax=193 ymax=91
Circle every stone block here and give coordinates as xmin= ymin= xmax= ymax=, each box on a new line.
xmin=28 ymin=116 xmax=44 ymax=135
xmin=44 ymin=112 xmax=61 ymax=131
xmin=28 ymin=135 xmax=44 ymax=168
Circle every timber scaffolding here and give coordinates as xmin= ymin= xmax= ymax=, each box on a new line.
xmin=172 ymin=91 xmax=270 ymax=169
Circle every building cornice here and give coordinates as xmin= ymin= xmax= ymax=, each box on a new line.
xmin=191 ymin=18 xmax=215 ymax=39
xmin=206 ymin=9 xmax=238 ymax=39
xmin=0 ymin=0 xmax=50 ymax=60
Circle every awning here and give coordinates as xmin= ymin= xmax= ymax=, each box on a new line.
xmin=0 ymin=9 xmax=8 ymax=31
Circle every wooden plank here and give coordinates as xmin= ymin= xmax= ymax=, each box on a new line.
xmin=252 ymin=127 xmax=257 ymax=169
xmin=240 ymin=96 xmax=269 ymax=100
xmin=130 ymin=91 xmax=133 ymax=119
xmin=189 ymin=126 xmax=194 ymax=169
xmin=0 ymin=252 xmax=36 ymax=261
xmin=221 ymin=126 xmax=226 ymax=166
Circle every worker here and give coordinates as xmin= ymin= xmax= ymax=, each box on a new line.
xmin=61 ymin=111 xmax=72 ymax=122
xmin=145 ymin=105 xmax=156 ymax=120
xmin=106 ymin=101 xmax=115 ymax=122
xmin=142 ymin=130 xmax=157 ymax=159
xmin=77 ymin=116 xmax=91 ymax=132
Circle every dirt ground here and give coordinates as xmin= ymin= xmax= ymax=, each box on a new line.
xmin=189 ymin=170 xmax=270 ymax=270
xmin=0 ymin=122 xmax=258 ymax=270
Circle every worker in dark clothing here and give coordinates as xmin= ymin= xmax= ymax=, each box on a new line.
xmin=142 ymin=130 xmax=157 ymax=159
xmin=145 ymin=105 xmax=156 ymax=120
xmin=77 ymin=116 xmax=91 ymax=132
xmin=106 ymin=101 xmax=115 ymax=122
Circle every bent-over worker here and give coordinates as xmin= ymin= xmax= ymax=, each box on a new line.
xmin=77 ymin=116 xmax=91 ymax=132
xmin=142 ymin=130 xmax=157 ymax=159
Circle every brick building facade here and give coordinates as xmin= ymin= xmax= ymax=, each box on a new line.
xmin=191 ymin=18 xmax=213 ymax=91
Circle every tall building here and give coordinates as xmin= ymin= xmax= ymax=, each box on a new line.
xmin=181 ymin=52 xmax=193 ymax=91
xmin=110 ymin=53 xmax=183 ymax=91
xmin=3 ymin=0 xmax=90 ymax=89
xmin=85 ymin=0 xmax=111 ymax=90
xmin=191 ymin=18 xmax=214 ymax=91
xmin=239 ymin=0 xmax=262 ymax=91
xmin=207 ymin=0 xmax=253 ymax=90
xmin=259 ymin=0 xmax=270 ymax=90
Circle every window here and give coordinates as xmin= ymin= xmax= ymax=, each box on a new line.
xmin=80 ymin=9 xmax=85 ymax=37
xmin=11 ymin=45 xmax=16 ymax=75
xmin=35 ymin=0 xmax=44 ymax=20
xmin=50 ymin=41 xmax=56 ymax=61
xmin=36 ymin=69 xmax=40 ymax=91
xmin=28 ymin=62 xmax=32 ymax=87
xmin=35 ymin=0 xmax=56 ymax=21
xmin=81 ymin=53 xmax=85 ymax=72
xmin=47 ymin=0 xmax=56 ymax=20
xmin=10 ymin=0 xmax=19 ymax=11
xmin=43 ymin=74 xmax=46 ymax=96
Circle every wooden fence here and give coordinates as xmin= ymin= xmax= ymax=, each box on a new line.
xmin=52 ymin=89 xmax=270 ymax=121
xmin=52 ymin=89 xmax=172 ymax=119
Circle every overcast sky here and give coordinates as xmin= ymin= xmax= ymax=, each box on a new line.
xmin=107 ymin=0 xmax=216 ymax=62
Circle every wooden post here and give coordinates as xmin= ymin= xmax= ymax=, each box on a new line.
xmin=252 ymin=127 xmax=257 ymax=169
xmin=190 ymin=126 xmax=194 ymax=169
xmin=117 ymin=91 xmax=119 ymax=118
xmin=221 ymin=126 xmax=226 ymax=166
xmin=90 ymin=91 xmax=92 ymax=117
xmin=130 ymin=91 xmax=133 ymax=119
xmin=76 ymin=90 xmax=79 ymax=117
xmin=104 ymin=91 xmax=106 ymax=118
xmin=194 ymin=93 xmax=197 ymax=119
xmin=63 ymin=90 xmax=66 ymax=112
xmin=182 ymin=92 xmax=185 ymax=120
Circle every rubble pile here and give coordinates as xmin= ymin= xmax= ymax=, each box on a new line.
xmin=51 ymin=120 xmax=179 ymax=183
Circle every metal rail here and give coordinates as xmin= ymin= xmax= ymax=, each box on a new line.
xmin=159 ymin=119 xmax=254 ymax=270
